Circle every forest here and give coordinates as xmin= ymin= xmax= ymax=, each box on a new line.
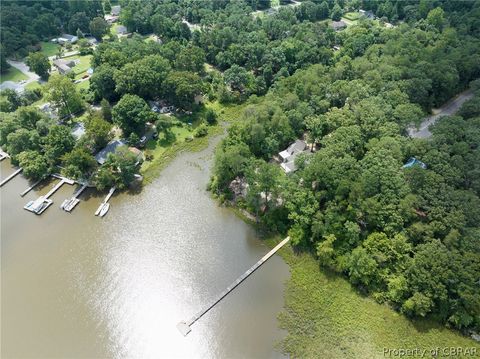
xmin=1 ymin=0 xmax=479 ymax=336
xmin=209 ymin=1 xmax=480 ymax=333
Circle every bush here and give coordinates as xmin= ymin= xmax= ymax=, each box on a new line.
xmin=205 ymin=108 xmax=217 ymax=125
xmin=194 ymin=123 xmax=208 ymax=137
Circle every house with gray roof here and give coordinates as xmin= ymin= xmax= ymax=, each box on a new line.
xmin=95 ymin=139 xmax=127 ymax=164
xmin=330 ymin=20 xmax=347 ymax=31
xmin=278 ymin=139 xmax=309 ymax=174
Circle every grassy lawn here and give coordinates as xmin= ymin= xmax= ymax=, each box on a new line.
xmin=24 ymin=81 xmax=43 ymax=91
xmin=341 ymin=17 xmax=359 ymax=26
xmin=265 ymin=237 xmax=480 ymax=358
xmin=63 ymin=54 xmax=92 ymax=79
xmin=39 ymin=41 xmax=60 ymax=57
xmin=0 ymin=67 xmax=28 ymax=83
xmin=343 ymin=11 xmax=361 ymax=21
xmin=75 ymin=78 xmax=90 ymax=91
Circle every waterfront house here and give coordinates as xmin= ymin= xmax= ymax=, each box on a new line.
xmin=95 ymin=139 xmax=127 ymax=165
xmin=278 ymin=140 xmax=308 ymax=174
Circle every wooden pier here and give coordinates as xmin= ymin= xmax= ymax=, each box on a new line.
xmin=0 ymin=168 xmax=23 ymax=187
xmin=177 ymin=236 xmax=291 ymax=336
xmin=44 ymin=178 xmax=74 ymax=199
xmin=95 ymin=187 xmax=115 ymax=216
xmin=20 ymin=178 xmax=43 ymax=197
xmin=0 ymin=148 xmax=10 ymax=161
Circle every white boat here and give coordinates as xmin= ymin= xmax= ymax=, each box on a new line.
xmin=99 ymin=202 xmax=110 ymax=217
xmin=60 ymin=199 xmax=69 ymax=209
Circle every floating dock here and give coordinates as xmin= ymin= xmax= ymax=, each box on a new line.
xmin=177 ymin=236 xmax=291 ymax=336
xmin=24 ymin=176 xmax=74 ymax=215
xmin=0 ymin=168 xmax=23 ymax=187
xmin=61 ymin=183 xmax=88 ymax=212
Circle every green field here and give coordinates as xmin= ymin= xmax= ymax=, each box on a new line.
xmin=268 ymin=238 xmax=480 ymax=358
xmin=39 ymin=41 xmax=60 ymax=57
xmin=0 ymin=67 xmax=28 ymax=83
xmin=343 ymin=12 xmax=361 ymax=21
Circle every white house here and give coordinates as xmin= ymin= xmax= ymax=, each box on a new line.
xmin=278 ymin=140 xmax=308 ymax=174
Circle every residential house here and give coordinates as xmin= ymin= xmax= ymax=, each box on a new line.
xmin=111 ymin=5 xmax=121 ymax=16
xmin=278 ymin=139 xmax=308 ymax=174
xmin=57 ymin=34 xmax=78 ymax=44
xmin=53 ymin=59 xmax=78 ymax=75
xmin=330 ymin=20 xmax=347 ymax=31
xmin=71 ymin=122 xmax=86 ymax=140
xmin=359 ymin=9 xmax=375 ymax=19
xmin=95 ymin=139 xmax=127 ymax=164
xmin=116 ymin=25 xmax=129 ymax=36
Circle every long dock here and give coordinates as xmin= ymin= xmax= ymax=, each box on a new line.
xmin=177 ymin=236 xmax=291 ymax=336
xmin=20 ymin=178 xmax=43 ymax=197
xmin=44 ymin=177 xmax=74 ymax=199
xmin=0 ymin=168 xmax=23 ymax=187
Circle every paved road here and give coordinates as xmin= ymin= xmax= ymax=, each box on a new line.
xmin=0 ymin=60 xmax=40 ymax=92
xmin=408 ymin=89 xmax=474 ymax=138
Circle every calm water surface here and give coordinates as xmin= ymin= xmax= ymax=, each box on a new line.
xmin=1 ymin=136 xmax=289 ymax=358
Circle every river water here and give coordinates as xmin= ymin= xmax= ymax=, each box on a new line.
xmin=1 ymin=136 xmax=289 ymax=358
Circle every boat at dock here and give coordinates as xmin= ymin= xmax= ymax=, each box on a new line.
xmin=99 ymin=203 xmax=110 ymax=217
xmin=24 ymin=196 xmax=53 ymax=215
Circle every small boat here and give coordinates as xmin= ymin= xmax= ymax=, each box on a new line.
xmin=99 ymin=203 xmax=110 ymax=217
xmin=60 ymin=199 xmax=69 ymax=209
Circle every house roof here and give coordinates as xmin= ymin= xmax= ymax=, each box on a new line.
xmin=116 ymin=25 xmax=128 ymax=35
xmin=287 ymin=139 xmax=307 ymax=154
xmin=111 ymin=5 xmax=121 ymax=16
xmin=95 ymin=139 xmax=127 ymax=164
xmin=60 ymin=34 xmax=78 ymax=42
xmin=71 ymin=122 xmax=86 ymax=140
xmin=331 ymin=21 xmax=347 ymax=30
xmin=281 ymin=161 xmax=296 ymax=174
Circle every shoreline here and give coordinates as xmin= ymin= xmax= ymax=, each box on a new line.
xmin=223 ymin=203 xmax=480 ymax=357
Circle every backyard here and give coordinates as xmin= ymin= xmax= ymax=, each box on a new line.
xmin=0 ymin=67 xmax=28 ymax=83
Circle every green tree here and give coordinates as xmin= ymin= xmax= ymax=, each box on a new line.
xmin=331 ymin=3 xmax=343 ymax=21
xmin=61 ymin=147 xmax=97 ymax=180
xmin=115 ymin=55 xmax=171 ymax=99
xmin=90 ymin=64 xmax=118 ymax=102
xmin=165 ymin=71 xmax=205 ymax=110
xmin=104 ymin=0 xmax=112 ymax=14
xmin=89 ymin=17 xmax=109 ymax=40
xmin=43 ymin=125 xmax=76 ymax=166
xmin=25 ymin=52 xmax=50 ymax=79
xmin=100 ymin=98 xmax=112 ymax=121
xmin=85 ymin=112 xmax=113 ymax=150
xmin=112 ymin=94 xmax=151 ymax=135
xmin=6 ymin=128 xmax=41 ymax=161
xmin=426 ymin=7 xmax=445 ymax=31
xmin=44 ymin=75 xmax=84 ymax=118
xmin=17 ymin=151 xmax=49 ymax=180
xmin=175 ymin=46 xmax=206 ymax=73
